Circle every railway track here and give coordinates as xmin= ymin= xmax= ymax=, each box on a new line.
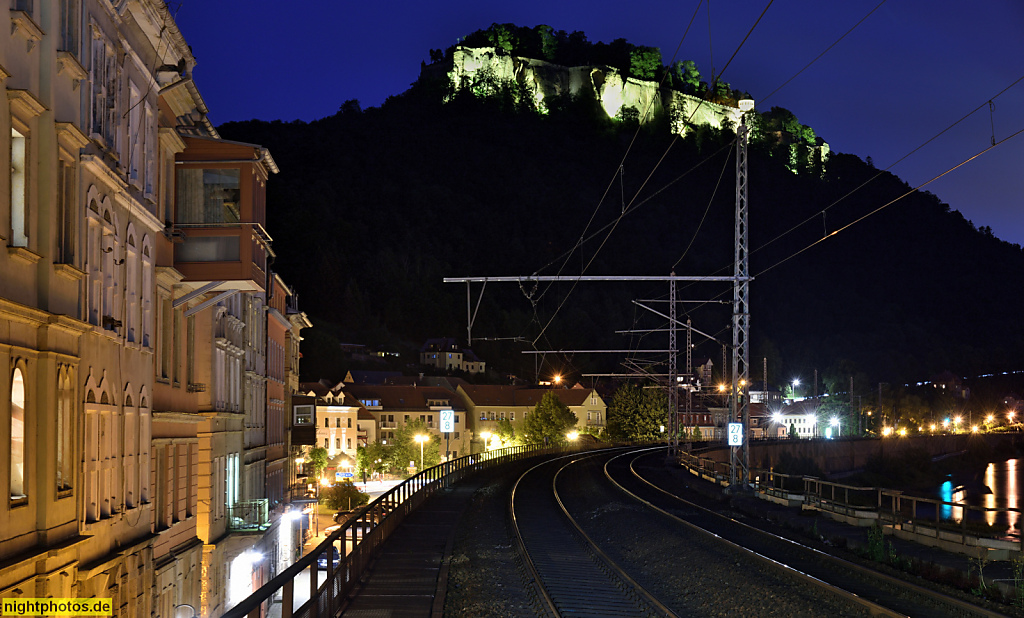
xmin=509 ymin=446 xmax=1011 ymax=618
xmin=510 ymin=451 xmax=673 ymax=617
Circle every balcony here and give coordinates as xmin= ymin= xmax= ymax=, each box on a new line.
xmin=228 ymin=498 xmax=270 ymax=532
xmin=173 ymin=135 xmax=277 ymax=291
xmin=173 ymin=223 xmax=270 ymax=291
xmin=292 ymin=424 xmax=316 ymax=446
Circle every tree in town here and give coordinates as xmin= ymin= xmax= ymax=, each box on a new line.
xmin=356 ymin=441 xmax=388 ymax=479
xmin=307 ymin=447 xmax=329 ymax=481
xmin=605 ymin=383 xmax=666 ymax=441
xmin=392 ymin=418 xmax=441 ymax=471
xmin=322 ymin=480 xmax=369 ymax=512
xmin=789 ymin=423 xmax=799 ymax=439
xmin=494 ymin=418 xmax=520 ymax=446
xmin=523 ymin=391 xmax=578 ymax=444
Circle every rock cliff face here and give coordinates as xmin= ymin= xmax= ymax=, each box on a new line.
xmin=425 ymin=46 xmax=829 ymax=171
xmin=443 ymin=46 xmax=744 ymax=135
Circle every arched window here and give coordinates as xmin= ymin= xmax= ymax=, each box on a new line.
xmin=141 ymin=236 xmax=153 ymax=348
xmin=125 ymin=225 xmax=138 ymax=342
xmin=11 ymin=367 xmax=26 ymax=501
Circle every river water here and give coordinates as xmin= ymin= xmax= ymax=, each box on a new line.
xmin=939 ymin=458 xmax=1020 ymax=539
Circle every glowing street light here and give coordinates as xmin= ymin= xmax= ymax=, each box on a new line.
xmin=566 ymin=431 xmax=579 ymax=441
xmin=898 ymin=427 xmax=908 ymax=437
xmin=829 ymin=417 xmax=840 ymax=438
xmin=480 ymin=431 xmax=492 ymax=451
xmin=792 ymin=379 xmax=800 ymax=399
xmin=414 ymin=434 xmax=428 ymax=470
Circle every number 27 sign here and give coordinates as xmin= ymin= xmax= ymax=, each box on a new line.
xmin=727 ymin=422 xmax=743 ymax=446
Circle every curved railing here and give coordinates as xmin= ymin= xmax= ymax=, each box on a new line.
xmin=223 ymin=441 xmax=585 ymax=618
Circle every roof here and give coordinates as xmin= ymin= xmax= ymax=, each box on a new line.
xmin=420 ymin=337 xmax=461 ymax=353
xmin=344 ymin=384 xmax=465 ymax=411
xmin=458 ymin=385 xmax=598 ymax=408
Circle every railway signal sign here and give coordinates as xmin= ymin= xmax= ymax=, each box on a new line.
xmin=728 ymin=422 xmax=743 ymax=446
xmin=440 ymin=409 xmax=454 ymax=433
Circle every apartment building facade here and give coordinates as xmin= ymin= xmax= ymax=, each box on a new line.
xmin=0 ymin=2 xmax=303 ymax=616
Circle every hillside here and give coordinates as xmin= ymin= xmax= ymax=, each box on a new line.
xmin=216 ymin=34 xmax=1024 ymax=394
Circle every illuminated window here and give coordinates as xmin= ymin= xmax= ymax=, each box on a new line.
xmin=10 ymin=367 xmax=26 ymax=501
xmin=10 ymin=128 xmax=27 ymax=247
xmin=56 ymin=367 xmax=73 ymax=492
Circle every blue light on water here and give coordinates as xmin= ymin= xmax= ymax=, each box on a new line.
xmin=941 ymin=481 xmax=953 ymax=520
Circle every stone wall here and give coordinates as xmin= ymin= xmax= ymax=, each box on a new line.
xmin=443 ymin=46 xmax=743 ymax=135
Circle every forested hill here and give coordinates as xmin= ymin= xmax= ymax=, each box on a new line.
xmin=216 ymin=40 xmax=1024 ymax=393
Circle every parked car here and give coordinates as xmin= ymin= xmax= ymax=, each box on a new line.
xmin=317 ymin=547 xmax=340 ymax=570
xmin=333 ymin=509 xmax=354 ymax=523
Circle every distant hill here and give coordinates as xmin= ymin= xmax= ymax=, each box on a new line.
xmin=217 ymin=26 xmax=1024 ymax=395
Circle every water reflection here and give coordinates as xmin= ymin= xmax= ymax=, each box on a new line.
xmin=939 ymin=480 xmax=964 ymax=521
xmin=940 ymin=459 xmax=1020 ymax=540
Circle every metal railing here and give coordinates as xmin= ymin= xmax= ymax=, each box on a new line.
xmin=678 ymin=455 xmax=1024 ymax=556
xmin=878 ymin=489 xmax=1023 ymax=552
xmin=223 ymin=441 xmax=584 ymax=618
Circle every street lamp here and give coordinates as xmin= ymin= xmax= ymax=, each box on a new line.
xmin=566 ymin=431 xmax=579 ymax=442
xmin=480 ymin=431 xmax=492 ymax=451
xmin=771 ymin=412 xmax=783 ymax=439
xmin=414 ymin=434 xmax=428 ymax=470
xmin=829 ymin=416 xmax=840 ymax=438
xmin=792 ymin=379 xmax=800 ymax=400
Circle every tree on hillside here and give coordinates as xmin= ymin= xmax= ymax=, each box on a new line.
xmin=523 ymin=391 xmax=578 ymax=444
xmin=535 ymin=24 xmax=558 ymax=61
xmin=606 ymin=383 xmax=667 ymax=441
xmin=629 ymin=46 xmax=662 ymax=81
xmin=487 ymin=23 xmax=519 ymax=54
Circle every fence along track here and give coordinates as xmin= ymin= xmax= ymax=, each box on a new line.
xmin=510 ymin=451 xmax=676 ymax=617
xmin=607 ymin=448 xmax=1010 ymax=618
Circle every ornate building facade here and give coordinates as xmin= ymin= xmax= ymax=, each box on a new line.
xmin=0 ymin=2 xmax=305 ymax=616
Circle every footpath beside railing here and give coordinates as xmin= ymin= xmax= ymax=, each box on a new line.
xmin=223 ymin=442 xmax=587 ymax=618
xmin=678 ymin=452 xmax=1023 ymax=559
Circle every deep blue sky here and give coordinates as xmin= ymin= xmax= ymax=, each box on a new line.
xmin=174 ymin=1 xmax=1024 ymax=247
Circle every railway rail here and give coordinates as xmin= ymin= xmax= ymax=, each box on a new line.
xmin=508 ymin=446 xmax=1011 ymax=618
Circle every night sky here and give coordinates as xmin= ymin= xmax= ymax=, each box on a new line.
xmin=174 ymin=1 xmax=1024 ymax=246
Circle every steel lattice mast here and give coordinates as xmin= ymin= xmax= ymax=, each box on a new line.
xmin=668 ymin=275 xmax=678 ymax=454
xmin=731 ymin=100 xmax=754 ymax=487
